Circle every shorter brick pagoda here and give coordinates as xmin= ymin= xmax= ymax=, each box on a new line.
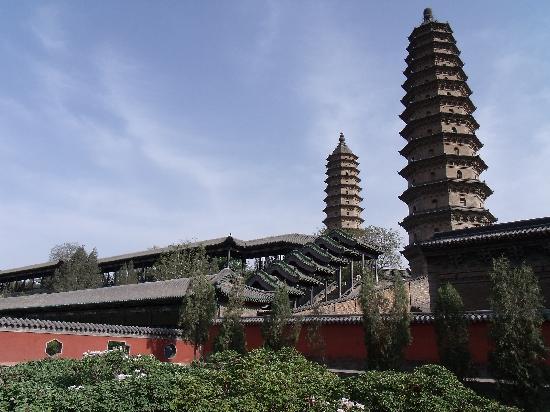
xmin=323 ymin=133 xmax=364 ymax=229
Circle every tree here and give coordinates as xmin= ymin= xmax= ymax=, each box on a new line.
xmin=50 ymin=244 xmax=103 ymax=292
xmin=317 ymin=225 xmax=404 ymax=269
xmin=262 ymin=286 xmax=300 ymax=350
xmin=154 ymin=244 xmax=219 ymax=281
xmin=49 ymin=242 xmax=81 ymax=261
xmin=114 ymin=261 xmax=139 ymax=285
xmin=360 ymin=270 xmax=411 ymax=370
xmin=214 ymin=274 xmax=246 ymax=354
xmin=305 ymin=303 xmax=326 ymax=362
xmin=489 ymin=257 xmax=548 ymax=410
xmin=434 ymin=282 xmax=470 ymax=378
xmin=179 ymin=273 xmax=217 ymax=359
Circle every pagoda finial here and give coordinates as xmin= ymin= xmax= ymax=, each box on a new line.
xmin=339 ymin=132 xmax=345 ymax=143
xmin=423 ymin=7 xmax=433 ymax=22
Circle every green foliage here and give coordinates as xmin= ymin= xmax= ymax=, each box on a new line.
xmin=214 ymin=274 xmax=246 ymax=354
xmin=262 ymin=286 xmax=300 ymax=350
xmin=174 ymin=348 xmax=344 ymax=412
xmin=179 ymin=273 xmax=217 ymax=359
xmin=338 ymin=225 xmax=405 ymax=269
xmin=114 ymin=261 xmax=139 ymax=285
xmin=154 ymin=243 xmax=219 ymax=281
xmin=489 ymin=257 xmax=548 ymax=410
xmin=0 ymin=350 xmax=181 ymax=412
xmin=49 ymin=242 xmax=82 ymax=261
xmin=0 ymin=349 xmax=516 ymax=412
xmin=360 ymin=271 xmax=411 ymax=370
xmin=434 ymin=282 xmax=471 ymax=378
xmin=306 ymin=303 xmax=327 ymax=362
xmin=45 ymin=340 xmax=62 ymax=357
xmin=50 ymin=244 xmax=103 ymax=292
xmin=346 ymin=364 xmax=517 ymax=412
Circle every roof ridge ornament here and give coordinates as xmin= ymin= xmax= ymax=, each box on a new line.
xmin=339 ymin=132 xmax=345 ymax=143
xmin=423 ymin=7 xmax=433 ymax=23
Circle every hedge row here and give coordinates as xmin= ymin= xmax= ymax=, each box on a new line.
xmin=0 ymin=348 xmax=517 ymax=412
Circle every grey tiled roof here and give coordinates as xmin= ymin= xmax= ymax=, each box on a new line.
xmin=4 ymin=311 xmax=545 ymax=338
xmin=0 ymin=277 xmax=192 ymax=310
xmin=421 ymin=217 xmax=550 ymax=247
xmin=214 ymin=268 xmax=274 ymax=304
xmin=0 ymin=268 xmax=275 ymax=310
xmin=0 ymin=316 xmax=181 ymax=337
xmin=1 ymin=233 xmax=316 ymax=277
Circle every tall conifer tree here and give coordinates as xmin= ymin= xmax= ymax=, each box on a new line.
xmin=489 ymin=257 xmax=548 ymax=410
xmin=434 ymin=282 xmax=470 ymax=378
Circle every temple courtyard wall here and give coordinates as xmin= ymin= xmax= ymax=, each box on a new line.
xmin=2 ymin=315 xmax=550 ymax=372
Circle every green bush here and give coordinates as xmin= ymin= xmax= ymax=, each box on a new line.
xmin=346 ymin=364 xmax=517 ymax=412
xmin=0 ymin=348 xmax=517 ymax=412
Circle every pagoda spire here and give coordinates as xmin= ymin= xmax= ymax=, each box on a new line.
xmin=399 ymin=9 xmax=496 ymax=274
xmin=323 ymin=132 xmax=364 ymax=230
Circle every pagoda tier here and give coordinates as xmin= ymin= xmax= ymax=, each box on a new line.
xmin=399 ymin=9 xmax=496 ymax=271
xmin=323 ymin=133 xmax=365 ymax=229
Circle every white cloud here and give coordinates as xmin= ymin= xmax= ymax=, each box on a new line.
xmin=29 ymin=5 xmax=66 ymax=51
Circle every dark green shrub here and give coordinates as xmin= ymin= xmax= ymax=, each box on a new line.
xmin=346 ymin=364 xmax=517 ymax=412
xmin=434 ymin=282 xmax=471 ymax=378
xmin=0 ymin=347 xmax=517 ymax=412
xmin=489 ymin=257 xmax=548 ymax=411
xmin=261 ymin=286 xmax=300 ymax=350
xmin=214 ymin=274 xmax=246 ymax=354
xmin=360 ymin=271 xmax=411 ymax=370
xmin=45 ymin=339 xmax=63 ymax=357
xmin=173 ymin=348 xmax=344 ymax=412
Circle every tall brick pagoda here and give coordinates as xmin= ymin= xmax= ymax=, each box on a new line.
xmin=323 ymin=132 xmax=364 ymax=229
xmin=399 ymin=8 xmax=496 ymax=274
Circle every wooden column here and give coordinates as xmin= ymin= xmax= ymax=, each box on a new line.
xmin=375 ymin=258 xmax=379 ymax=283
xmin=226 ymin=249 xmax=231 ymax=268
xmin=361 ymin=254 xmax=365 ymax=273
xmin=350 ymin=260 xmax=354 ymax=289
xmin=338 ymin=266 xmax=342 ymax=298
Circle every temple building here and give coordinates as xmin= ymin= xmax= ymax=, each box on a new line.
xmin=323 ymin=133 xmax=364 ymax=229
xmin=399 ymin=8 xmax=496 ymax=275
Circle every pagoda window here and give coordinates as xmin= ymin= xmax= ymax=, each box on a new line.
xmin=449 ymin=108 xmax=454 ymax=113
xmin=451 ymin=127 xmax=457 ymax=133
xmin=454 ymin=147 xmax=459 ymax=155
xmin=457 ymin=170 xmax=463 ymax=179
xmin=447 ymin=92 xmax=451 ymax=96
xmin=460 ymin=197 xmax=466 ymax=206
xmin=430 ymin=171 xmax=435 ymax=179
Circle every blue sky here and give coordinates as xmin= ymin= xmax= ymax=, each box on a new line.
xmin=1 ymin=1 xmax=549 ymax=268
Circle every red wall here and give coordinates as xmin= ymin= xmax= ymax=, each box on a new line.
xmin=2 ymin=321 xmax=549 ymax=367
xmin=0 ymin=331 xmax=195 ymax=365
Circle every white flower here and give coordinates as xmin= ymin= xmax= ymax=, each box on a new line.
xmin=68 ymin=385 xmax=83 ymax=390
xmin=115 ymin=374 xmax=131 ymax=381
